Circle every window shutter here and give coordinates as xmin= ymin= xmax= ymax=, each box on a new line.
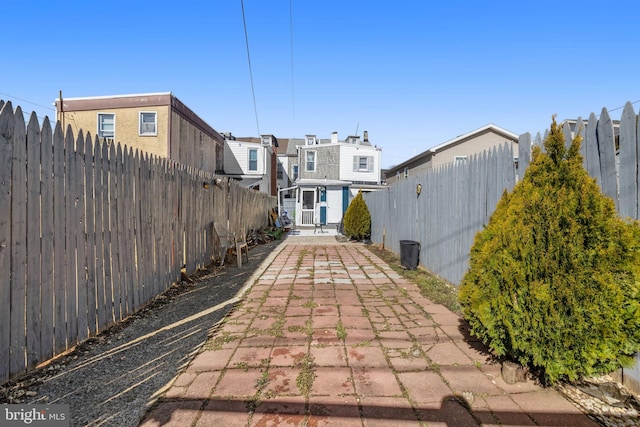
xmin=353 ymin=156 xmax=358 ymax=172
xmin=368 ymin=157 xmax=374 ymax=172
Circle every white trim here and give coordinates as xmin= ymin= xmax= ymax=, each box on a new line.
xmin=139 ymin=111 xmax=157 ymax=136
xmin=97 ymin=112 xmax=115 ymax=140
xmin=248 ymin=147 xmax=258 ymax=172
xmin=61 ymin=92 xmax=172 ymax=101
xmin=306 ymin=150 xmax=316 ymax=172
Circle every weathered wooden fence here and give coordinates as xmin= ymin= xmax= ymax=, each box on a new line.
xmin=364 ymin=100 xmax=640 ymax=392
xmin=0 ymin=101 xmax=276 ymax=384
xmin=365 ymin=142 xmax=516 ymax=285
xmin=365 ymin=102 xmax=640 ymax=285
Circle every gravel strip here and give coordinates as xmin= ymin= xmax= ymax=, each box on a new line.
xmin=0 ymin=239 xmax=283 ymax=427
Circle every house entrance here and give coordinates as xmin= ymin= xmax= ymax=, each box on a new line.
xmin=301 ymin=190 xmax=315 ymax=225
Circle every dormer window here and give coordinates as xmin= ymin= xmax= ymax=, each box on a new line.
xmin=306 ymin=135 xmax=317 ymax=145
xmin=261 ymin=135 xmax=272 ymax=146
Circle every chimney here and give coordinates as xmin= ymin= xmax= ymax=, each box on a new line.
xmin=331 ymin=131 xmax=338 ymax=144
xmin=363 ymin=130 xmax=369 ymax=142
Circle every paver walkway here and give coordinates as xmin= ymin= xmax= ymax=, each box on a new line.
xmin=140 ymin=236 xmax=599 ymax=426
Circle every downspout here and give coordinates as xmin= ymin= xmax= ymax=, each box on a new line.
xmin=167 ymin=102 xmax=173 ymax=160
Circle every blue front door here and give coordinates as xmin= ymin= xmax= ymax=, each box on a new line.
xmin=319 ymin=188 xmax=327 ymax=224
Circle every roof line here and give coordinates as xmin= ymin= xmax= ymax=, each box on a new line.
xmin=429 ymin=124 xmax=518 ymax=153
xmin=57 ymin=92 xmax=173 ymax=101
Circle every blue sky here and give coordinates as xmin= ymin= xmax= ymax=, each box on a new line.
xmin=2 ymin=0 xmax=639 ymax=168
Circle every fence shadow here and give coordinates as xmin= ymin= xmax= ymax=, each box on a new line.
xmin=142 ymin=394 xmax=602 ymax=426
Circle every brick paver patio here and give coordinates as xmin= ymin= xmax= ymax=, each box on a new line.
xmin=140 ymin=236 xmax=600 ymax=426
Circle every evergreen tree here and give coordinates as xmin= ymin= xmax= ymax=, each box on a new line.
xmin=459 ymin=117 xmax=640 ymax=384
xmin=343 ymin=190 xmax=371 ymax=240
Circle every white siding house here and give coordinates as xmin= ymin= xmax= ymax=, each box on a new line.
xmin=339 ymin=143 xmax=382 ymax=194
xmin=293 ymin=131 xmax=383 ymax=227
xmin=223 ymin=134 xmax=277 ymax=195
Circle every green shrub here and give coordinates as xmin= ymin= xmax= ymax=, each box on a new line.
xmin=343 ymin=190 xmax=371 ymax=240
xmin=459 ymin=117 xmax=640 ymax=384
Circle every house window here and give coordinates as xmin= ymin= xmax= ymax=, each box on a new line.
xmin=248 ymin=148 xmax=258 ymax=171
xmin=353 ymin=156 xmax=373 ymax=172
xmin=454 ymin=155 xmax=468 ymax=164
xmin=139 ymin=111 xmax=157 ymax=136
xmin=403 ymin=167 xmax=409 ymax=179
xmin=306 ymin=151 xmax=316 ymax=172
xmin=97 ymin=113 xmax=115 ymax=139
xmin=292 ymin=164 xmax=299 ymax=181
xmin=277 ymin=162 xmax=284 ymax=179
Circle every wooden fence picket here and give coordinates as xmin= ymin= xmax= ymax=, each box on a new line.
xmin=75 ymin=131 xmax=89 ymax=343
xmin=0 ymin=102 xmax=14 ymax=383
xmin=65 ymin=127 xmax=78 ymax=347
xmin=52 ymin=122 xmax=66 ymax=354
xmin=618 ymin=102 xmax=637 ymax=219
xmin=84 ymin=133 xmax=97 ymax=337
xmin=39 ymin=119 xmax=54 ymax=359
xmin=597 ymin=108 xmax=618 ymax=209
xmin=109 ymin=143 xmax=121 ymax=321
xmin=26 ymin=113 xmax=42 ymax=368
xmin=11 ymin=107 xmax=27 ymax=376
xmin=94 ymin=139 xmax=107 ymax=331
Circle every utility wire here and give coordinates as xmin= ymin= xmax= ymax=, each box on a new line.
xmin=289 ymin=0 xmax=296 ymax=139
xmin=0 ymin=91 xmax=56 ymax=111
xmin=607 ymin=99 xmax=640 ymax=113
xmin=240 ymin=0 xmax=260 ymax=136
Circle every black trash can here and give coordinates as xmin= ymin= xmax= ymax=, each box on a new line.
xmin=399 ymin=240 xmax=420 ymax=270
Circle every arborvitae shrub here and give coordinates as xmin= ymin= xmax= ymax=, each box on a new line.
xmin=343 ymin=190 xmax=371 ymax=240
xmin=459 ymin=118 xmax=640 ymax=384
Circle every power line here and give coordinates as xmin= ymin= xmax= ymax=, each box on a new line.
xmin=607 ymin=99 xmax=640 ymax=113
xmin=240 ymin=0 xmax=260 ymax=136
xmin=289 ymin=0 xmax=296 ymax=139
xmin=0 ymin=91 xmax=55 ymax=111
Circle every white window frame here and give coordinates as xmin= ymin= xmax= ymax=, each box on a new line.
xmin=139 ymin=111 xmax=157 ymax=136
xmin=248 ymin=148 xmax=258 ymax=172
xmin=97 ymin=112 xmax=115 ymax=140
xmin=353 ymin=156 xmax=374 ymax=172
xmin=306 ymin=150 xmax=316 ymax=172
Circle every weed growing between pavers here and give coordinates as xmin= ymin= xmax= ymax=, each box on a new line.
xmin=302 ymin=299 xmax=318 ymax=309
xmin=287 ymin=325 xmax=306 ymax=333
xmin=234 ymin=361 xmax=250 ymax=371
xmin=245 ymin=368 xmax=270 ymax=415
xmin=295 ymin=353 xmax=316 ymax=397
xmin=268 ymin=318 xmax=285 ymax=337
xmin=205 ymin=332 xmax=242 ymax=350
xmin=336 ymin=320 xmax=347 ymax=340
xmin=296 ymin=249 xmax=309 ymax=269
